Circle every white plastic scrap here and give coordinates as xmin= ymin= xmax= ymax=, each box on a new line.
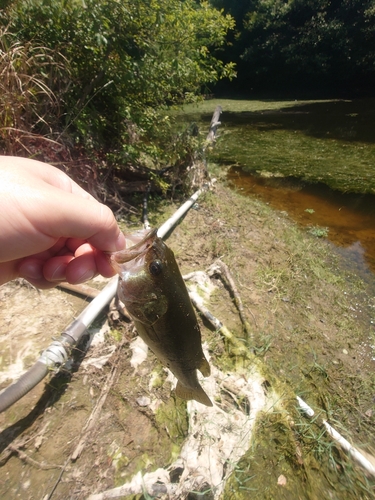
xmin=81 ymin=345 xmax=117 ymax=369
xmin=172 ymin=364 xmax=266 ymax=498
xmin=130 ymin=336 xmax=148 ymax=370
xmin=87 ymin=358 xmax=268 ymax=500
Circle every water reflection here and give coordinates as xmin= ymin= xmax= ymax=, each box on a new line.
xmin=228 ymin=167 xmax=375 ymax=277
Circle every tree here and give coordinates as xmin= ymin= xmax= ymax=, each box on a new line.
xmin=6 ymin=0 xmax=235 ymax=155
xmin=209 ymin=0 xmax=375 ymax=95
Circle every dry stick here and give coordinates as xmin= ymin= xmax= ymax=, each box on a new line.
xmin=8 ymin=444 xmax=62 ymax=471
xmin=0 ymin=435 xmax=33 ymax=467
xmin=142 ymin=183 xmax=151 ymax=230
xmin=71 ymin=360 xmax=119 ymax=461
xmin=205 ymin=105 xmax=222 ymax=145
xmin=46 ymin=345 xmax=123 ymax=500
xmin=45 ymin=456 xmax=72 ymax=500
xmin=188 ymin=293 xmax=250 ymax=358
xmin=88 ymin=477 xmax=178 ymax=500
xmin=57 ymin=282 xmax=100 ymax=299
xmin=208 ymin=260 xmax=254 ymax=334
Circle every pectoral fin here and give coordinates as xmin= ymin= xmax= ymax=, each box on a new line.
xmin=176 ymin=381 xmax=213 ymax=407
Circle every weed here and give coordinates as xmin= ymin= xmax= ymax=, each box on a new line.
xmin=308 ymin=225 xmax=329 ymax=238
xmin=0 ymin=27 xmax=66 ymax=153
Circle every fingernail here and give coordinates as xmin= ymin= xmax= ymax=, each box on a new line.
xmin=74 ymin=269 xmax=95 ymax=284
xmin=50 ymin=264 xmax=67 ymax=281
xmin=18 ymin=260 xmax=43 ymax=280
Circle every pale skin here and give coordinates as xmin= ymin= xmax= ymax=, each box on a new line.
xmin=0 ymin=156 xmax=126 ymax=289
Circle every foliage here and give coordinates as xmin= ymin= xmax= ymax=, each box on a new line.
xmin=4 ymin=0 xmax=235 ymax=166
xmin=209 ymin=0 xmax=375 ymax=95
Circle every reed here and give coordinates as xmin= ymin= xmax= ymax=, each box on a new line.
xmin=0 ymin=27 xmax=66 ymax=154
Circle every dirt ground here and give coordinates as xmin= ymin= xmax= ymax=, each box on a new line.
xmin=0 ymin=179 xmax=374 ymax=499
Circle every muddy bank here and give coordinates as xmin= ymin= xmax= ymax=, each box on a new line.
xmin=0 ymin=180 xmax=374 ymax=499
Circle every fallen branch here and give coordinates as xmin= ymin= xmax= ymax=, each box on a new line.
xmin=57 ymin=282 xmax=100 ymax=299
xmin=183 ymin=269 xmax=252 ymax=357
xmin=0 ymin=435 xmax=33 ymax=467
xmin=71 ymin=359 xmax=120 ymax=461
xmin=207 ymin=259 xmax=253 ymax=335
xmin=205 ymin=105 xmax=222 ymax=145
xmin=8 ymin=444 xmax=62 ymax=471
xmin=189 ymin=292 xmax=250 ymax=358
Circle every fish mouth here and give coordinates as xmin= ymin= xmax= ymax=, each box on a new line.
xmin=109 ymin=228 xmax=158 ymax=275
xmin=123 ymin=228 xmax=158 ymax=253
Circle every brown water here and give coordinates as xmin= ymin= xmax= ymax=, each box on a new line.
xmin=228 ymin=166 xmax=375 ymax=279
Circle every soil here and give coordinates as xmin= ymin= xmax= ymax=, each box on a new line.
xmin=0 ymin=177 xmax=374 ymax=499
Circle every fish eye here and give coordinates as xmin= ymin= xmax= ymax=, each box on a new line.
xmin=149 ymin=260 xmax=163 ymax=276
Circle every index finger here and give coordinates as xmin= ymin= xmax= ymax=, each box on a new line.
xmin=34 ymin=189 xmax=126 ymax=252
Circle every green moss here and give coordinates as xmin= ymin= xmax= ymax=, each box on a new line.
xmin=108 ymin=328 xmax=123 ymax=342
xmin=149 ymin=366 xmax=167 ymax=389
xmin=155 ymin=398 xmax=189 ymax=447
xmin=179 ymin=98 xmax=375 ymax=194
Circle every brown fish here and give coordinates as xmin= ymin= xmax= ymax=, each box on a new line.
xmin=109 ymin=228 xmax=212 ymax=406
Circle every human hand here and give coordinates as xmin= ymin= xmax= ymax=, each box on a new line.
xmin=0 ymin=156 xmax=125 ymax=289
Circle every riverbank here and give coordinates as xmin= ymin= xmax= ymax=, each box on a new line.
xmin=0 ymin=176 xmax=374 ymax=499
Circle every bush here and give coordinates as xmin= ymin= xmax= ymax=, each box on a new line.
xmin=6 ymin=0 xmax=235 ymax=165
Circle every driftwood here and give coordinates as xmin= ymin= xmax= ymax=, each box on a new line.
xmin=45 ymin=338 xmax=126 ymax=499
xmin=206 ymin=105 xmax=222 ymax=144
xmin=184 ymin=268 xmax=252 ymax=358
xmin=207 ymin=259 xmax=253 ymax=336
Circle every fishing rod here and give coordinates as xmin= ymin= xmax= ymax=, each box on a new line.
xmin=0 ymin=186 xmax=209 ymax=413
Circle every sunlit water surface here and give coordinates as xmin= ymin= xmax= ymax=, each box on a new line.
xmin=179 ymin=98 xmax=375 ymax=281
xmin=227 ymin=168 xmax=375 ymax=280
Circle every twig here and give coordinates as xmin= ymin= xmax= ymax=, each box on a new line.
xmin=8 ymin=444 xmax=62 ymax=470
xmin=0 ymin=435 xmax=32 ymax=466
xmin=188 ymin=292 xmax=251 ymax=358
xmin=205 ymin=105 xmax=222 ymax=145
xmin=45 ymin=456 xmax=71 ymax=500
xmin=207 ymin=259 xmax=254 ymax=335
xmin=45 ymin=342 xmax=124 ymax=499
xmin=71 ymin=359 xmax=120 ymax=461
xmin=57 ymin=282 xmax=100 ymax=299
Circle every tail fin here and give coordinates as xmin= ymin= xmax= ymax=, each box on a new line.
xmin=176 ymin=381 xmax=213 ymax=407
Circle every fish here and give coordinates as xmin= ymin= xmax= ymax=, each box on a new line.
xmin=109 ymin=228 xmax=212 ymax=407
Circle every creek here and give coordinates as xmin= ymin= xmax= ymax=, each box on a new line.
xmin=228 ymin=168 xmax=375 ymax=279
xmin=180 ymin=98 xmax=375 ymax=281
